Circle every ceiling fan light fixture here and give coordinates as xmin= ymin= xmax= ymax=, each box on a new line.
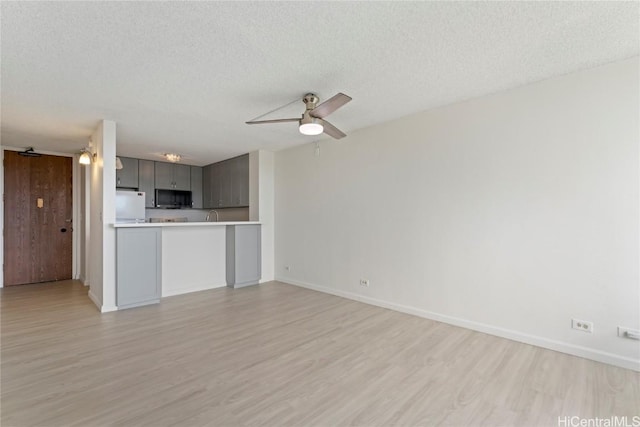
xmin=299 ymin=117 xmax=324 ymax=136
xmin=246 ymin=92 xmax=351 ymax=140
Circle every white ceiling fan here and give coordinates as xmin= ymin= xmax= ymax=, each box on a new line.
xmin=246 ymin=93 xmax=352 ymax=139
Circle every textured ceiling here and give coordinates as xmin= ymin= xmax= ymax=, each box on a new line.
xmin=1 ymin=1 xmax=638 ymax=165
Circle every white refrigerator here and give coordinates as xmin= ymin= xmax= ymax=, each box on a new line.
xmin=115 ymin=191 xmax=146 ymax=223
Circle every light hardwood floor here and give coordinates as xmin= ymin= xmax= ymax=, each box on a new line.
xmin=1 ymin=280 xmax=638 ymax=426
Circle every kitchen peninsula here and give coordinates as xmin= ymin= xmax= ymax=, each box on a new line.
xmin=113 ymin=221 xmax=261 ymax=309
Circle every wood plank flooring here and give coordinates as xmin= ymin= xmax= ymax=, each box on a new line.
xmin=1 ymin=280 xmax=638 ymax=426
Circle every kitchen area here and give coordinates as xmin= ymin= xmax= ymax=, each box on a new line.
xmin=112 ymin=152 xmax=262 ymax=310
xmin=116 ymin=153 xmax=251 ymax=222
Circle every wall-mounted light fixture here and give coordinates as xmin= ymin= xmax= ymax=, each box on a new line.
xmin=78 ymin=149 xmax=94 ymax=165
xmin=78 ymin=149 xmax=123 ymax=171
xmin=164 ymin=153 xmax=181 ymax=163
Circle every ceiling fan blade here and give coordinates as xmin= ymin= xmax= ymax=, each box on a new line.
xmin=322 ymin=120 xmax=346 ymax=139
xmin=310 ymin=93 xmax=352 ymax=119
xmin=246 ymin=118 xmax=299 ymax=125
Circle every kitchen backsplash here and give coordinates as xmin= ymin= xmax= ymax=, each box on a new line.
xmin=145 ymin=207 xmax=249 ymax=222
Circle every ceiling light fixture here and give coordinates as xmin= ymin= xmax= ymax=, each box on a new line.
xmin=164 ymin=153 xmax=181 ymax=163
xmin=299 ymin=116 xmax=324 ymax=136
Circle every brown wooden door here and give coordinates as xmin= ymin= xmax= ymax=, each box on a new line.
xmin=4 ymin=150 xmax=73 ymax=286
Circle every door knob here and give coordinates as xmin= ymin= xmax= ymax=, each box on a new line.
xmin=60 ymin=228 xmax=67 ymax=233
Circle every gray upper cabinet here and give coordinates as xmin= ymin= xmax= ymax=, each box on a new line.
xmin=174 ymin=164 xmax=191 ymax=191
xmin=235 ymin=155 xmax=249 ymax=207
xmin=220 ymin=159 xmax=233 ymax=207
xmin=138 ymin=160 xmax=155 ymax=208
xmin=202 ymin=164 xmax=213 ymax=208
xmin=155 ymin=162 xmax=190 ymax=190
xmin=191 ymin=166 xmax=203 ymax=209
xmin=154 ymin=162 xmax=174 ymax=189
xmin=210 ymin=161 xmax=223 ymax=208
xmin=116 ymin=157 xmax=139 ymax=188
xmin=203 ymin=154 xmax=249 ymax=209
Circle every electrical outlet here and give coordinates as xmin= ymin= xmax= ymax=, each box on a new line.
xmin=284 ymin=266 xmax=291 ymax=272
xmin=618 ymin=327 xmax=640 ymax=340
xmin=359 ymin=279 xmax=370 ymax=287
xmin=571 ymin=318 xmax=593 ymax=333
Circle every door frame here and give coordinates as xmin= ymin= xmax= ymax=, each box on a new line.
xmin=0 ymin=146 xmax=82 ymax=288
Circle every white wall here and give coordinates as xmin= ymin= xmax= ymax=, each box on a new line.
xmin=258 ymin=150 xmax=275 ymax=282
xmin=248 ymin=150 xmax=275 ymax=282
xmin=81 ymin=163 xmax=90 ymax=284
xmin=88 ymin=120 xmax=117 ymax=312
xmin=275 ymin=58 xmax=640 ymax=370
xmin=0 ymin=146 xmax=4 ymax=287
xmin=162 ymin=226 xmax=227 ymax=297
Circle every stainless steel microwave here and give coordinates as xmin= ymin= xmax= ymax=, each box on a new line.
xmin=155 ymin=189 xmax=192 ymax=208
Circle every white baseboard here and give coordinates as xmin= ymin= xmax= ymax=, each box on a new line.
xmin=162 ymin=282 xmax=226 ymax=298
xmin=277 ymin=276 xmax=640 ymax=372
xmin=101 ymin=305 xmax=118 ymax=313
xmin=87 ymin=289 xmax=101 ymax=310
xmin=87 ymin=289 xmax=117 ymax=313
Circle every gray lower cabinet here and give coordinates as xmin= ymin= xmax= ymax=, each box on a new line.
xmin=226 ymin=225 xmax=261 ymax=288
xmin=138 ymin=160 xmax=155 ymax=207
xmin=116 ymin=228 xmax=162 ymax=309
xmin=116 ymin=157 xmax=139 ymax=188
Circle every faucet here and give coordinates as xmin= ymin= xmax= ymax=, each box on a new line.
xmin=206 ymin=210 xmax=219 ymax=222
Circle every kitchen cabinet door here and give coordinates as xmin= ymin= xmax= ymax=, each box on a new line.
xmin=226 ymin=224 xmax=261 ymax=288
xmin=223 ymin=157 xmax=239 ymax=208
xmin=155 ymin=162 xmax=190 ymax=190
xmin=138 ymin=160 xmax=155 ymax=207
xmin=190 ymin=166 xmax=203 ymax=209
xmin=202 ymin=154 xmax=250 ymax=209
xmin=116 ymin=228 xmax=161 ymax=309
xmin=234 ymin=154 xmax=249 ymax=207
xmin=173 ymin=164 xmax=191 ymax=191
xmin=211 ymin=162 xmax=223 ymax=208
xmin=202 ymin=164 xmax=213 ymax=208
xmin=116 ymin=157 xmax=139 ymax=188
xmin=154 ymin=162 xmax=175 ymax=189
xmin=219 ymin=159 xmax=234 ymax=207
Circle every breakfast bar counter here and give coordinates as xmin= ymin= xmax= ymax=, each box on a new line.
xmin=114 ymin=221 xmax=260 ymax=228
xmin=113 ymin=221 xmax=261 ymax=309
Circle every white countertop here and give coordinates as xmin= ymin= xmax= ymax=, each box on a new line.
xmin=113 ymin=221 xmax=260 ymax=228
